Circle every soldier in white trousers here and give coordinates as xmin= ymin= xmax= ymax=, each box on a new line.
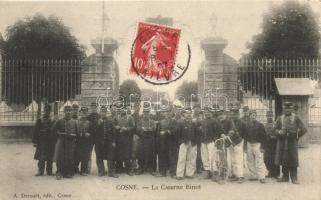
xmin=175 ymin=110 xmax=197 ymax=180
xmin=245 ymin=110 xmax=267 ymax=183
xmin=200 ymin=108 xmax=224 ymax=182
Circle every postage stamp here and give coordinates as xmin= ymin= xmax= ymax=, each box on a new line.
xmin=130 ymin=22 xmax=190 ymax=85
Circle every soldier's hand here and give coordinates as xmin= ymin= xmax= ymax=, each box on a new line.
xmin=160 ymin=131 xmax=165 ymax=135
xmin=85 ymin=132 xmax=90 ymax=137
xmin=278 ymin=130 xmax=285 ymax=136
xmin=112 ymin=142 xmax=116 ymax=147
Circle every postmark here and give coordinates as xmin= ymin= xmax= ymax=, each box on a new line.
xmin=130 ymin=22 xmax=190 ymax=85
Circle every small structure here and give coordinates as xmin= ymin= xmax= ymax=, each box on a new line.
xmin=274 ymin=78 xmax=314 ymax=147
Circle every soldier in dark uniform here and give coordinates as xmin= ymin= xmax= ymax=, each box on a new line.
xmin=32 ymin=105 xmax=55 ymax=176
xmin=52 ymin=106 xmax=78 ymax=180
xmin=74 ymin=107 xmax=91 ymax=176
xmin=87 ymin=102 xmax=100 ymax=176
xmin=72 ymin=104 xmax=79 ymax=120
xmin=131 ymin=104 xmax=143 ymax=175
xmin=136 ymin=108 xmax=157 ymax=174
xmin=264 ymin=110 xmax=280 ymax=178
xmin=115 ymin=108 xmax=135 ymax=175
xmin=274 ymin=102 xmax=307 ymax=184
xmin=193 ymin=104 xmax=203 ymax=174
xmin=154 ymin=108 xmax=172 ymax=177
xmin=99 ymin=105 xmax=119 ymax=178
xmin=71 ymin=104 xmax=80 ymax=174
xmin=167 ymin=108 xmax=183 ymax=178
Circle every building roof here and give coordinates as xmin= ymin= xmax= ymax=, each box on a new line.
xmin=275 ymin=78 xmax=314 ymax=96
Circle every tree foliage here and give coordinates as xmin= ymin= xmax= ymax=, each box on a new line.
xmin=246 ymin=1 xmax=320 ymax=59
xmin=119 ymin=80 xmax=142 ymax=105
xmin=175 ymin=81 xmax=198 ymax=102
xmin=3 ymin=14 xmax=86 ymax=59
xmin=1 ymin=14 xmax=85 ymax=106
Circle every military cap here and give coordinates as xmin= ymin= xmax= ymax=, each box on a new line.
xmin=80 ymin=106 xmax=88 ymax=112
xmin=184 ymin=109 xmax=192 ymax=115
xmin=72 ymin=104 xmax=79 ymax=109
xmin=64 ymin=105 xmax=72 ymax=111
xmin=203 ymin=106 xmax=212 ymax=112
xmin=216 ymin=109 xmax=226 ymax=115
xmin=283 ymin=101 xmax=293 ymax=109
xmin=249 ymin=109 xmax=257 ymax=115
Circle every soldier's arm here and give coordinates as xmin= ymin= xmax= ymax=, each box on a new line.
xmin=296 ymin=116 xmax=307 ymax=138
xmin=32 ymin=119 xmax=41 ymax=145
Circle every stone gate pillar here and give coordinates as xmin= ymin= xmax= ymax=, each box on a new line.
xmin=81 ymin=37 xmax=119 ymax=107
xmin=198 ymin=36 xmax=238 ymax=108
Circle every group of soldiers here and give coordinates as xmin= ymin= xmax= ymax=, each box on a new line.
xmin=32 ymin=101 xmax=306 ymax=184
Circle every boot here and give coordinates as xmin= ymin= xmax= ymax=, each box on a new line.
xmin=204 ymin=170 xmax=211 ymax=179
xmin=35 ymin=170 xmax=44 ymax=176
xmin=46 ymin=162 xmax=53 ymax=176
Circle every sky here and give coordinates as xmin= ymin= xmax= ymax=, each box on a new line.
xmin=0 ymin=0 xmax=320 ymax=99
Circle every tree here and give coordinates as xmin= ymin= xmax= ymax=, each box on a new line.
xmin=175 ymin=81 xmax=198 ymax=102
xmin=3 ymin=14 xmax=86 ymax=59
xmin=119 ymin=80 xmax=142 ymax=106
xmin=1 ymin=14 xmax=85 ymax=106
xmin=246 ymin=1 xmax=320 ymax=59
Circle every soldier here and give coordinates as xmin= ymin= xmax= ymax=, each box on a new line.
xmin=175 ymin=109 xmax=197 ymax=180
xmin=86 ymin=102 xmax=100 ymax=174
xmin=115 ymin=108 xmax=135 ymax=175
xmin=131 ymin=104 xmax=143 ymax=175
xmin=74 ymin=107 xmax=91 ymax=176
xmin=274 ymin=102 xmax=307 ymax=184
xmin=32 ymin=105 xmax=55 ymax=176
xmin=72 ymin=104 xmax=79 ymax=120
xmin=229 ymin=108 xmax=247 ymax=183
xmin=154 ymin=107 xmax=172 ymax=177
xmin=193 ymin=104 xmax=203 ymax=174
xmin=264 ymin=110 xmax=280 ymax=178
xmin=71 ymin=103 xmax=80 ymax=174
xmin=244 ymin=110 xmax=267 ymax=184
xmin=52 ymin=106 xmax=78 ymax=180
xmin=136 ymin=108 xmax=157 ymax=174
xmin=99 ymin=105 xmax=119 ymax=178
xmin=167 ymin=108 xmax=183 ymax=178
xmin=200 ymin=108 xmax=224 ymax=182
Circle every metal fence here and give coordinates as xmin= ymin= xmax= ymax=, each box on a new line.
xmin=238 ymin=59 xmax=321 ymax=123
xmin=0 ymin=59 xmax=82 ymax=121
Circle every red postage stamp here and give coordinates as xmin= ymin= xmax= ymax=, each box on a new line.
xmin=130 ymin=22 xmax=181 ymax=82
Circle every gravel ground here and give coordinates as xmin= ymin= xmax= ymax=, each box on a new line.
xmin=0 ymin=142 xmax=320 ymax=200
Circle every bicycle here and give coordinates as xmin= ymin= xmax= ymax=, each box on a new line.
xmin=214 ymin=136 xmax=233 ymax=181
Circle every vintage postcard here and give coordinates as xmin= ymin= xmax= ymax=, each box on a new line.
xmin=0 ymin=0 xmax=320 ymax=200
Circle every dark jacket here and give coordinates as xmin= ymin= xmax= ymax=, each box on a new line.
xmin=244 ymin=119 xmax=267 ymax=147
xmin=221 ymin=118 xmax=243 ymax=145
xmin=273 ymin=114 xmax=307 ymax=167
xmin=201 ymin=117 xmax=223 ymax=143
xmin=32 ymin=117 xmax=55 ymax=161
xmin=179 ymin=119 xmax=197 ymax=145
